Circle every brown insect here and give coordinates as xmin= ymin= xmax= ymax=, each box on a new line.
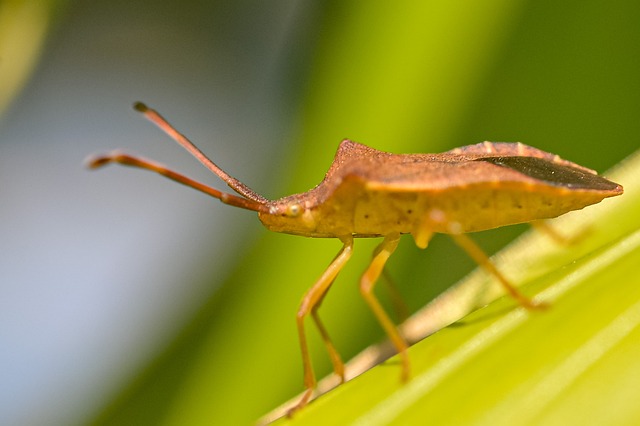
xmin=88 ymin=102 xmax=623 ymax=414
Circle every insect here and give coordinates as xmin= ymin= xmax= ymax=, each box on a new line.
xmin=88 ymin=102 xmax=623 ymax=415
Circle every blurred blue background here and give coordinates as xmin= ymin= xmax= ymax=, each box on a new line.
xmin=0 ymin=1 xmax=638 ymax=425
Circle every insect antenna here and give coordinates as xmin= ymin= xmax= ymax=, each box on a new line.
xmin=132 ymin=102 xmax=268 ymax=204
xmin=87 ymin=102 xmax=269 ymax=213
xmin=87 ymin=151 xmax=266 ymax=211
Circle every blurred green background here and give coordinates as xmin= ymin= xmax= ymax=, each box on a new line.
xmin=1 ymin=1 xmax=638 ymax=425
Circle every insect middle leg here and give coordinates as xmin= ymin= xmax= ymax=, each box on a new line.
xmin=289 ymin=236 xmax=354 ymax=416
xmin=382 ymin=268 xmax=411 ymax=323
xmin=359 ymin=233 xmax=410 ymax=381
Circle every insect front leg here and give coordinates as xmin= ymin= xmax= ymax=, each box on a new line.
xmin=310 ymin=285 xmax=346 ymax=383
xmin=288 ymin=236 xmax=354 ymax=416
xmin=359 ymin=234 xmax=410 ymax=381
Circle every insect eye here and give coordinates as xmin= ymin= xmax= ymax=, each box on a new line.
xmin=285 ymin=204 xmax=302 ymax=217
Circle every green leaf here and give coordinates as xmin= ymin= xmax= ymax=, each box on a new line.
xmin=0 ymin=0 xmax=68 ymax=116
xmin=89 ymin=2 xmax=640 ymax=425
xmin=263 ymin=150 xmax=640 ymax=425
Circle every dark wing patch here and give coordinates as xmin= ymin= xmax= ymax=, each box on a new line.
xmin=476 ymin=156 xmax=621 ymax=191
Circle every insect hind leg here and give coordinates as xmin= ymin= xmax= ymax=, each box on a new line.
xmin=449 ymin=232 xmax=545 ymax=310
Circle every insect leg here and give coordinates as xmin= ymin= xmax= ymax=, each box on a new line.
xmin=359 ymin=234 xmax=410 ymax=381
xmin=310 ymin=285 xmax=346 ymax=383
xmin=449 ymin=233 xmax=544 ymax=309
xmin=530 ymin=220 xmax=587 ymax=245
xmin=289 ymin=236 xmax=354 ymax=416
xmin=382 ymin=268 xmax=410 ymax=323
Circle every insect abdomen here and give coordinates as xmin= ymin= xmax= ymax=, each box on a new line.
xmin=350 ymin=183 xmax=619 ymax=236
